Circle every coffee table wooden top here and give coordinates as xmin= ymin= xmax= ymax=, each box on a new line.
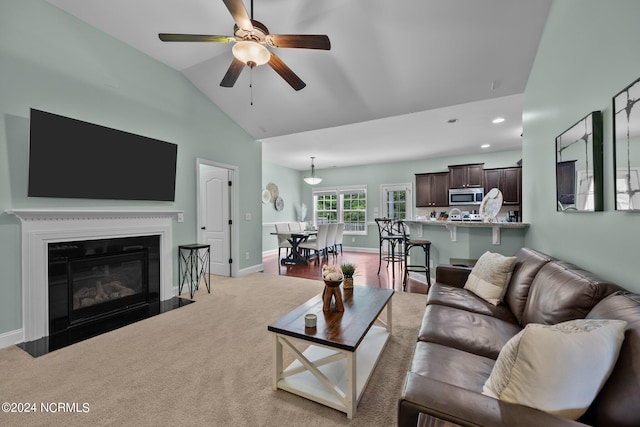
xmin=268 ymin=286 xmax=394 ymax=352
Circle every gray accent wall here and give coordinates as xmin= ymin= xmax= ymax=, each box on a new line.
xmin=0 ymin=1 xmax=262 ymax=336
xmin=523 ymin=0 xmax=640 ymax=292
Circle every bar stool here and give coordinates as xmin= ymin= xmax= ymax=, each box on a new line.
xmin=398 ymin=221 xmax=432 ymax=291
xmin=375 ymin=218 xmax=405 ymax=278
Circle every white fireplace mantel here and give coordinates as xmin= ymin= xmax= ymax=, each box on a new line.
xmin=6 ymin=208 xmax=183 ymax=342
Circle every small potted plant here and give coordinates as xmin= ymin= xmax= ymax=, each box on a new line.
xmin=341 ymin=263 xmax=356 ymax=289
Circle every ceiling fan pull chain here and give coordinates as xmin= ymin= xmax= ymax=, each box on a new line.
xmin=250 ymin=67 xmax=254 ymax=106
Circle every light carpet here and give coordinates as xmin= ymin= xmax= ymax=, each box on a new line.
xmin=0 ymin=273 xmax=426 ymax=427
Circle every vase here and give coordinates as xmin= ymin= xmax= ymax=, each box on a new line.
xmin=343 ymin=277 xmax=354 ymax=289
xmin=322 ymin=280 xmax=344 ymax=312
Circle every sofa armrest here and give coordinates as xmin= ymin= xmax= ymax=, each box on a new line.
xmin=399 ymin=373 xmax=586 ymax=427
xmin=435 ymin=265 xmax=472 ymax=288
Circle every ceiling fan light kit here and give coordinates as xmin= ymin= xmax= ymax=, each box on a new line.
xmin=158 ymin=0 xmax=331 ymax=91
xmin=232 ymin=41 xmax=270 ymax=67
xmin=304 ymin=157 xmax=322 ymax=185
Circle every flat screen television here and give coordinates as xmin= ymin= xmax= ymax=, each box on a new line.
xmin=28 ymin=109 xmax=178 ymax=201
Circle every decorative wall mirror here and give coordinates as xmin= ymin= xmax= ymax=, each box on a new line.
xmin=613 ymin=76 xmax=640 ymax=210
xmin=555 ymin=111 xmax=603 ymax=212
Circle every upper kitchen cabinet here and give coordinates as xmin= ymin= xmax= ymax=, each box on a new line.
xmin=416 ymin=172 xmax=449 ymax=207
xmin=484 ymin=166 xmax=521 ymax=205
xmin=449 ymin=163 xmax=484 ymax=188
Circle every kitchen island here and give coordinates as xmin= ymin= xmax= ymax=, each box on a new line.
xmin=403 ymin=220 xmax=529 ymax=276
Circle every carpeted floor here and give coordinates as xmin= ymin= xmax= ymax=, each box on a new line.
xmin=0 ymin=273 xmax=426 ymax=426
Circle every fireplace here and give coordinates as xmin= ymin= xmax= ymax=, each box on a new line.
xmin=6 ymin=209 xmax=184 ymax=356
xmin=48 ymin=235 xmax=160 ymax=337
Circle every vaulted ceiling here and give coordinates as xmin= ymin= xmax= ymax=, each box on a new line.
xmin=45 ymin=0 xmax=552 ymax=170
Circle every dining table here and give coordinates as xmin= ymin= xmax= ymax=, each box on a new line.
xmin=271 ymin=230 xmax=317 ymax=265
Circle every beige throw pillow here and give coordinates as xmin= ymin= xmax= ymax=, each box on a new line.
xmin=483 ymin=319 xmax=627 ymax=420
xmin=464 ymin=251 xmax=516 ymax=305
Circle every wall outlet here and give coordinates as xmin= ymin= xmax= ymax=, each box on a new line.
xmin=245 ymin=252 xmax=250 ymax=260
xmin=351 ymin=237 xmax=356 ymax=242
xmin=245 ymin=212 xmax=251 ymax=221
xmin=177 ymin=212 xmax=184 ymax=223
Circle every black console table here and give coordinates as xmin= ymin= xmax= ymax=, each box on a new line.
xmin=178 ymin=244 xmax=211 ymax=299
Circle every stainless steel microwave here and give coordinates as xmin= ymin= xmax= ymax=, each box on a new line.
xmin=449 ymin=188 xmax=484 ymax=205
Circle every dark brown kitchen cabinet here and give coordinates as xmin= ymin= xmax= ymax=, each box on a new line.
xmin=449 ymin=163 xmax=484 ymax=188
xmin=416 ymin=172 xmax=449 ymax=207
xmin=484 ymin=166 xmax=521 ymax=205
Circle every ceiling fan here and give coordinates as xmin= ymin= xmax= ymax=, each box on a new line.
xmin=158 ymin=0 xmax=331 ymax=91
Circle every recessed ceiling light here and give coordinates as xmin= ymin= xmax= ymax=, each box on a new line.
xmin=481 ymin=144 xmax=491 ymax=149
xmin=492 ymin=117 xmax=505 ymax=124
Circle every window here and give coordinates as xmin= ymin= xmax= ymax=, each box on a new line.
xmin=312 ymin=186 xmax=367 ymax=234
xmin=380 ymin=183 xmax=412 ymax=220
xmin=315 ymin=192 xmax=337 ymax=224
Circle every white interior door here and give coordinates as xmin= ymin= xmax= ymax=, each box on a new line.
xmin=201 ymin=167 xmax=230 ymax=276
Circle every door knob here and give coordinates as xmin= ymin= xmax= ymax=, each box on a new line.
xmin=201 ymin=227 xmax=206 ymax=230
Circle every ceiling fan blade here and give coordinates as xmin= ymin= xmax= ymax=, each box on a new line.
xmin=220 ymin=58 xmax=245 ymax=88
xmin=222 ymin=0 xmax=253 ymax=32
xmin=267 ymin=34 xmax=331 ymax=50
xmin=159 ymin=33 xmax=234 ymax=43
xmin=268 ymin=53 xmax=306 ymax=91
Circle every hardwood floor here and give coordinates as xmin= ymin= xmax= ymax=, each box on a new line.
xmin=261 ymin=250 xmax=430 ymax=295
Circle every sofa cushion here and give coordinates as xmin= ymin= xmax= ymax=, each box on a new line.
xmin=410 ymin=342 xmax=495 ymax=393
xmin=483 ymin=319 xmax=626 ymax=420
xmin=417 ymin=304 xmax=522 ymax=359
xmin=521 ymin=261 xmax=623 ymax=326
xmin=426 ymin=282 xmax=518 ymax=323
xmin=463 ymin=251 xmax=517 ymax=305
xmin=584 ymin=292 xmax=640 ymax=427
xmin=503 ymin=248 xmax=553 ymax=324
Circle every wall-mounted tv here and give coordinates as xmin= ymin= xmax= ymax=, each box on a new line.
xmin=28 ymin=109 xmax=178 ymax=201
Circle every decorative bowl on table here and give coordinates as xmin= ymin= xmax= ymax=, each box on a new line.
xmin=323 ymin=280 xmax=343 ymax=288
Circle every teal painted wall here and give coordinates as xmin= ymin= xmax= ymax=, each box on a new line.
xmin=523 ymin=0 xmax=640 ymax=292
xmin=261 ymin=161 xmax=304 ymax=252
xmin=0 ymin=1 xmax=262 ymax=336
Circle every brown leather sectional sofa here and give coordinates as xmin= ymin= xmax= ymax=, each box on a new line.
xmin=399 ymin=248 xmax=640 ymax=427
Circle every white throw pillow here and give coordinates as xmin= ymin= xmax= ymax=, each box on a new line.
xmin=464 ymin=251 xmax=516 ymax=305
xmin=483 ymin=319 xmax=627 ymax=420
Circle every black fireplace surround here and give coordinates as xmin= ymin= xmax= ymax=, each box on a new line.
xmin=47 ymin=235 xmax=161 ymax=349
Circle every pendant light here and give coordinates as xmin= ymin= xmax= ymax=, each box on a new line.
xmin=303 ymin=157 xmax=322 ymax=185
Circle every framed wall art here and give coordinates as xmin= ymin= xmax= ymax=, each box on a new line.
xmin=555 ymin=111 xmax=603 ymax=212
xmin=613 ymin=76 xmax=640 ymax=211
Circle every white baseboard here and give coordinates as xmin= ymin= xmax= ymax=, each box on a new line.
xmin=0 ymin=329 xmax=23 ymax=350
xmin=342 ymin=246 xmax=378 ymax=254
xmin=238 ymin=263 xmax=264 ymax=276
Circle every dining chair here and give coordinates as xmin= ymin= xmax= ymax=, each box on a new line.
xmin=274 ymin=223 xmax=292 ymax=260
xmin=299 ymin=223 xmax=329 ymax=262
xmin=288 ymin=222 xmax=302 ymax=232
xmin=334 ymin=223 xmax=345 ymax=253
xmin=326 ymin=223 xmax=338 ymax=254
